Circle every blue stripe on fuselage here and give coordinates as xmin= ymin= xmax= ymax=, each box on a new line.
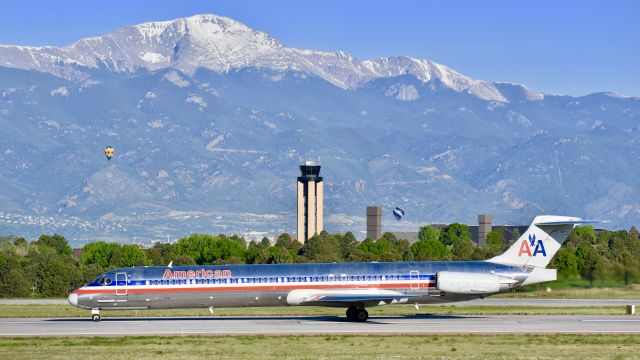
xmin=87 ymin=261 xmax=522 ymax=286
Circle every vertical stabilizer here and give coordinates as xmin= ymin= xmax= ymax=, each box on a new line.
xmin=487 ymin=216 xmax=597 ymax=268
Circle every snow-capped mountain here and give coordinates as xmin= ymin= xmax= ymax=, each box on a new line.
xmin=0 ymin=14 xmax=639 ymax=244
xmin=0 ymin=14 xmax=505 ymax=100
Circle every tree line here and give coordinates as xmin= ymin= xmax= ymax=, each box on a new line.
xmin=0 ymin=224 xmax=638 ymax=297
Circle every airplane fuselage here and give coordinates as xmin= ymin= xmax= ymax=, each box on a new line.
xmin=69 ymin=261 xmax=529 ymax=311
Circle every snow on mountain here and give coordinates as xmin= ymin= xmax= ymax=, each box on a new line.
xmin=0 ymin=14 xmax=506 ymax=101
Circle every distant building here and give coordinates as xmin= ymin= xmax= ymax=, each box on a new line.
xmin=381 ymin=213 xmax=528 ymax=245
xmin=296 ymin=161 xmax=324 ymax=243
xmin=366 ymin=206 xmax=382 ymax=240
xmin=477 ymin=214 xmax=492 ymax=246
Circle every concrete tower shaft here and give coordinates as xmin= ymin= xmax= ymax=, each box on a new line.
xmin=297 ymin=161 xmax=324 ymax=243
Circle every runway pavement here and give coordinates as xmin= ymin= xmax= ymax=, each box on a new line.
xmin=1 ymin=315 xmax=639 ymax=337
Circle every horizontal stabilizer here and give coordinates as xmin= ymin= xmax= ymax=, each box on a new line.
xmin=535 ymin=219 xmax=603 ymax=226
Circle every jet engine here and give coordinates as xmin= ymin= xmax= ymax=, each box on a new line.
xmin=436 ymin=271 xmax=512 ymax=294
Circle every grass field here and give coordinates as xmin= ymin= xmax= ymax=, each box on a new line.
xmin=0 ymin=304 xmax=628 ymax=318
xmin=1 ymin=335 xmax=639 ymax=359
xmin=498 ymin=284 xmax=640 ymax=299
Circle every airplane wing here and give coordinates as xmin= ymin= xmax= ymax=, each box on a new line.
xmin=286 ymin=288 xmax=419 ymax=307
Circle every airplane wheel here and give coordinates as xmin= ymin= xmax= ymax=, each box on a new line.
xmin=355 ymin=309 xmax=368 ymax=322
xmin=346 ymin=306 xmax=357 ymax=321
xmin=91 ymin=314 xmax=101 ymax=322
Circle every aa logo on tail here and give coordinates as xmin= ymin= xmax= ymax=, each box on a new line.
xmin=518 ymin=234 xmax=547 ymax=257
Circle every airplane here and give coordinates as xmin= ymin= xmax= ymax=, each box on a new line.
xmin=68 ymin=215 xmax=596 ymax=322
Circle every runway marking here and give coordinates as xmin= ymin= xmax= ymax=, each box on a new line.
xmin=298 ymin=320 xmax=520 ymax=325
xmin=582 ymin=319 xmax=640 ymax=322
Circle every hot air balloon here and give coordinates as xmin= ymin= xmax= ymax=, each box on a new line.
xmin=104 ymin=146 xmax=114 ymax=160
xmin=393 ymin=207 xmax=405 ymax=221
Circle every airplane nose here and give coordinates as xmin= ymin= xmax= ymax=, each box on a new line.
xmin=67 ymin=293 xmax=78 ymax=306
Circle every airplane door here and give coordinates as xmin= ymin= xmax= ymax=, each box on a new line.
xmin=410 ymin=270 xmax=419 ymax=289
xmin=115 ymin=272 xmax=128 ymax=295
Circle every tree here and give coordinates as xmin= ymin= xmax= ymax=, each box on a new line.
xmin=510 ymin=228 xmax=521 ymax=243
xmin=552 ymin=249 xmax=579 ymax=277
xmin=574 ymin=226 xmax=597 ymax=245
xmin=120 ymin=244 xmax=149 ymax=267
xmin=0 ymin=253 xmax=31 ymax=297
xmin=36 ymin=234 xmax=72 ymax=255
xmin=300 ymin=232 xmax=341 ymax=263
xmin=39 ymin=256 xmax=78 ymax=296
xmin=483 ymin=230 xmax=506 ymax=257
xmin=79 ymin=263 xmax=106 ymax=286
xmin=418 ymin=225 xmax=440 ymax=242
xmin=259 ymin=237 xmax=271 ymax=248
xmin=26 ymin=246 xmax=79 ymax=297
xmin=411 ymin=239 xmax=452 ymax=261
xmin=246 ymin=241 xmax=270 ymax=264
xmin=145 ymin=242 xmax=176 ymax=266
xmin=576 ymin=243 xmax=600 ymax=286
xmin=348 ymin=247 xmax=378 ymax=262
xmin=338 ymin=232 xmax=358 ymax=260
xmin=350 ymin=236 xmax=402 ymax=262
xmin=173 ymin=254 xmax=196 ymax=266
xmin=0 ymin=268 xmax=31 ymax=297
xmin=80 ymin=241 xmax=121 ymax=269
xmin=174 ymin=234 xmax=246 ymax=265
xmin=439 ymin=223 xmax=471 ymax=247
xmin=13 ymin=237 xmax=28 ymax=247
xmin=452 ymin=238 xmax=475 ymax=260
xmin=275 ymin=233 xmax=301 ymax=251
xmin=379 ymin=232 xmax=398 ymax=243
xmin=269 ymin=246 xmax=294 ymax=264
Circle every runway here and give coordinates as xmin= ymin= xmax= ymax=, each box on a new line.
xmin=1 ymin=315 xmax=639 ymax=337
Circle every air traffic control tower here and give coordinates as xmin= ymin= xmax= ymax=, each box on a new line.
xmin=297 ymin=161 xmax=324 ymax=243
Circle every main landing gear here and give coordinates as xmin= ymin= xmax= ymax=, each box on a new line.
xmin=91 ymin=309 xmax=101 ymax=322
xmin=346 ymin=306 xmax=368 ymax=322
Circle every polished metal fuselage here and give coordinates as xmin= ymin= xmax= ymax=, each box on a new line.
xmin=71 ymin=261 xmax=527 ymax=311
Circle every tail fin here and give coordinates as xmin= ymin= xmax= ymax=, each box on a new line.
xmin=487 ymin=216 xmax=599 ymax=268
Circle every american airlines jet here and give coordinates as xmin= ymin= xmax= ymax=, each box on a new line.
xmin=68 ymin=216 xmax=595 ymax=322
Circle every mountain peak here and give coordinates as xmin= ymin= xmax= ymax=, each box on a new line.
xmin=0 ymin=13 xmax=507 ymax=101
xmin=130 ymin=14 xmax=253 ymax=38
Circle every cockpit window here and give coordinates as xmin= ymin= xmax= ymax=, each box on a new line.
xmin=96 ymin=277 xmax=112 ymax=286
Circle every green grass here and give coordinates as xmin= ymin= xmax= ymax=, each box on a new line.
xmin=498 ymin=284 xmax=640 ymax=299
xmin=0 ymin=335 xmax=639 ymax=359
xmin=0 ymin=304 xmax=628 ymax=318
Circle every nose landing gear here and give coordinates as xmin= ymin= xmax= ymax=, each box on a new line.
xmin=91 ymin=309 xmax=101 ymax=322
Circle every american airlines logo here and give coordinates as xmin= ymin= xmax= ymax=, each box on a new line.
xmin=163 ymin=268 xmax=232 ymax=279
xmin=517 ymin=234 xmax=547 ymax=257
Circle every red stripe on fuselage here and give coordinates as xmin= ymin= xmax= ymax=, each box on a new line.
xmin=75 ymin=282 xmax=435 ymax=295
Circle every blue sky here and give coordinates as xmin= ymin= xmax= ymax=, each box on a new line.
xmin=1 ymin=0 xmax=638 ymax=96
